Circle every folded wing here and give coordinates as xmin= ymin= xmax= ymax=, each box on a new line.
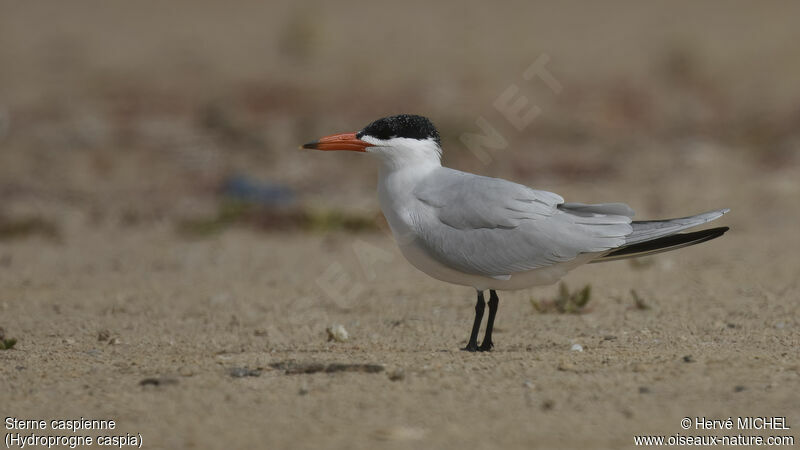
xmin=411 ymin=169 xmax=633 ymax=277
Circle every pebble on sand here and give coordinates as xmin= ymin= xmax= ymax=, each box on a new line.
xmin=326 ymin=325 xmax=349 ymax=343
xmin=387 ymin=368 xmax=405 ymax=381
xmin=571 ymin=343 xmax=584 ymax=352
xmin=139 ymin=377 xmax=179 ymax=387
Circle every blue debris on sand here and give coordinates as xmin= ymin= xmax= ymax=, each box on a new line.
xmin=221 ymin=175 xmax=295 ymax=206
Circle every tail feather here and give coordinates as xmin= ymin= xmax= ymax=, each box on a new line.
xmin=590 ymin=226 xmax=729 ymax=263
xmin=625 ymin=208 xmax=729 ymax=245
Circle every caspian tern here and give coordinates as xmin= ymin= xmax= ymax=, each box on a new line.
xmin=303 ymin=114 xmax=729 ymax=352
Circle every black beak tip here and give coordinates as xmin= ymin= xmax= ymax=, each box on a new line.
xmin=301 ymin=141 xmax=318 ymax=149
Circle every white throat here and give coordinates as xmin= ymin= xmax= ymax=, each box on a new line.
xmin=361 ymin=136 xmax=442 ymax=173
xmin=364 ymin=136 xmax=442 ymax=246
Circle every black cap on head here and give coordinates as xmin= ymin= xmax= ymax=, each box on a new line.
xmin=357 ymin=114 xmax=440 ymax=145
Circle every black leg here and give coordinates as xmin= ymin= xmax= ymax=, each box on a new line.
xmin=464 ymin=290 xmax=485 ymax=352
xmin=478 ymin=290 xmax=499 ymax=352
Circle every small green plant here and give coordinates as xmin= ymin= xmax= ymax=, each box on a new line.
xmin=630 ymin=289 xmax=650 ymax=310
xmin=0 ymin=327 xmax=16 ymax=349
xmin=530 ymin=283 xmax=592 ymax=314
xmin=176 ymin=200 xmax=382 ymax=237
xmin=0 ymin=216 xmax=60 ymax=241
xmin=304 ymin=209 xmax=379 ymax=233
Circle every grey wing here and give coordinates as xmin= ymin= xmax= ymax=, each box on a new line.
xmin=412 ymin=169 xmax=633 ymax=277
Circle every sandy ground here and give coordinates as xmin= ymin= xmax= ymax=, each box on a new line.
xmin=1 ymin=1 xmax=800 ymax=449
xmin=2 ymin=160 xmax=799 ymax=449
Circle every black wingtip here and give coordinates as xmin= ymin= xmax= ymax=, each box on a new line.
xmin=707 ymin=226 xmax=730 ymax=238
xmin=592 ymin=226 xmax=730 ymax=263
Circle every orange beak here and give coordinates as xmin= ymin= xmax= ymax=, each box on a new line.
xmin=301 ymin=132 xmax=373 ymax=152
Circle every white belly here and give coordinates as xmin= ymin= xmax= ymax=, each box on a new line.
xmin=395 ymin=235 xmax=598 ymax=291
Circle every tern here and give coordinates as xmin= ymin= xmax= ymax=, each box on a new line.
xmin=303 ymin=114 xmax=729 ymax=352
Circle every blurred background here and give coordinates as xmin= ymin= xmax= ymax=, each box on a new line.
xmin=3 ymin=2 xmax=800 ymax=448
xmin=1 ymin=0 xmax=799 ymax=240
